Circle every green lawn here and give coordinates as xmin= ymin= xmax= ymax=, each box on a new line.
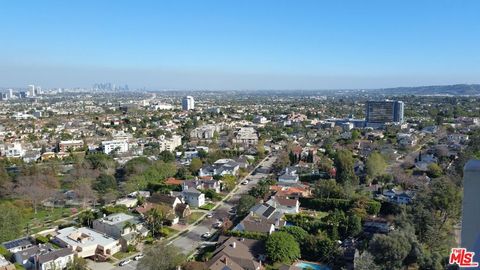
xmin=187 ymin=212 xmax=206 ymax=224
xmin=22 ymin=207 xmax=77 ymax=234
xmin=199 ymin=203 xmax=216 ymax=211
xmin=113 ymin=251 xmax=136 ymax=260
xmin=161 ymin=227 xmax=179 ymax=238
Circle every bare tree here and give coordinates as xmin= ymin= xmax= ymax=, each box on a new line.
xmin=15 ymin=167 xmax=59 ymax=213
xmin=73 ymin=178 xmax=97 ymax=209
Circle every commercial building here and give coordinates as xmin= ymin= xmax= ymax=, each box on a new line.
xmin=59 ymin=140 xmax=84 ymax=152
xmin=190 ymin=124 xmax=222 ymax=139
xmin=366 ymin=100 xmax=404 ymax=127
xmin=182 ymin=96 xmax=195 ymax=111
xmin=101 ymin=140 xmax=129 ymax=154
xmin=233 ymin=127 xmax=258 ymax=146
xmin=158 ymin=135 xmax=182 ymax=152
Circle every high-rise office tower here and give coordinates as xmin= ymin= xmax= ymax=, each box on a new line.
xmin=35 ymin=86 xmax=42 ymax=95
xmin=182 ymin=96 xmax=195 ymax=110
xmin=366 ymin=100 xmax=404 ymax=126
xmin=8 ymin=89 xmax=13 ymax=99
xmin=28 ymin=85 xmax=36 ymax=97
xmin=461 ymin=160 xmax=480 ymax=268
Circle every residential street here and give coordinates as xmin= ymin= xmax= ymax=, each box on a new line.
xmin=110 ymin=155 xmax=277 ymax=270
xmin=168 ymin=154 xmax=277 ymax=255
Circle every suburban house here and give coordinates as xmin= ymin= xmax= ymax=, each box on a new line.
xmin=2 ymin=237 xmax=33 ymax=253
xmin=92 ymin=213 xmax=148 ymax=246
xmin=205 ymin=236 xmax=265 ymax=270
xmin=36 ymin=248 xmax=75 ymax=270
xmin=382 ymin=189 xmax=414 ymax=205
xmin=52 ymin=227 xmax=121 ymax=260
xmin=249 ymin=203 xmax=285 ymax=227
xmin=136 ymin=193 xmax=191 ymax=224
xmin=199 ymin=159 xmax=240 ymax=177
xmin=183 ymin=179 xmax=221 ymax=193
xmin=414 ymin=153 xmax=438 ymax=171
xmin=265 ymin=196 xmax=300 ymax=214
xmin=182 ymin=187 xmax=205 ymax=207
xmin=278 ymin=167 xmax=299 ymax=184
xmin=234 ymin=214 xmax=276 ymax=235
xmin=14 ymin=244 xmax=74 ymax=270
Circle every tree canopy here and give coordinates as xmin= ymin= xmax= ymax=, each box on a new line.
xmin=266 ymin=231 xmax=301 ymax=264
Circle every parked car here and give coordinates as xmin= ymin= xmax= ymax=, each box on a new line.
xmin=119 ymin=259 xmax=132 ymax=266
xmin=241 ymin=180 xmax=249 ymax=185
xmin=213 ymin=221 xmax=223 ymax=229
xmin=201 ymin=232 xmax=212 ymax=239
xmin=134 ymin=254 xmax=144 ymax=260
xmin=206 ymin=213 xmax=213 ymax=218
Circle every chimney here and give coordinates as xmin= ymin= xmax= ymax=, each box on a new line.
xmin=231 ymin=242 xmax=236 ymax=248
xmin=223 ymin=256 xmax=228 ymax=265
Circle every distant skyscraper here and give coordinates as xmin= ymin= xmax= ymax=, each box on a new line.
xmin=35 ymin=86 xmax=42 ymax=95
xmin=366 ymin=100 xmax=404 ymax=126
xmin=27 ymin=84 xmax=36 ymax=97
xmin=461 ymin=160 xmax=480 ymax=266
xmin=8 ymin=89 xmax=13 ymax=99
xmin=182 ymin=96 xmax=195 ymax=110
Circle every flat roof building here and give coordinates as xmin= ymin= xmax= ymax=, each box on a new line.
xmin=366 ymin=100 xmax=404 ymax=127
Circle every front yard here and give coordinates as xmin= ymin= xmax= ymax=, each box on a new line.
xmin=187 ymin=212 xmax=206 ymax=224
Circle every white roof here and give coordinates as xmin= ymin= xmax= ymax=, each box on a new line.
xmin=98 ymin=213 xmax=135 ymax=225
xmin=56 ymin=227 xmax=118 ymax=248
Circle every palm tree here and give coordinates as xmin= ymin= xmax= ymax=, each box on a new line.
xmin=123 ymin=221 xmax=141 ymax=244
xmin=123 ymin=221 xmax=136 ymax=234
xmin=145 ymin=207 xmax=166 ymax=238
xmin=78 ymin=210 xmax=96 ymax=227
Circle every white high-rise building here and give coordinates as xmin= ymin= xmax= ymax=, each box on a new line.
xmin=35 ymin=86 xmax=42 ymax=95
xmin=182 ymin=96 xmax=195 ymax=111
xmin=8 ymin=89 xmax=13 ymax=99
xmin=28 ymin=85 xmax=36 ymax=97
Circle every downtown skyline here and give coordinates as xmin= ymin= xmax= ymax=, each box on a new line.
xmin=1 ymin=0 xmax=480 ymax=89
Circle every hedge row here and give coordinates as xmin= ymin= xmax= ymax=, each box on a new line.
xmin=224 ymin=230 xmax=268 ymax=240
xmin=299 ymin=197 xmax=380 ymax=215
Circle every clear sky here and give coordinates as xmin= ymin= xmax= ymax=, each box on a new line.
xmin=1 ymin=0 xmax=479 ymax=90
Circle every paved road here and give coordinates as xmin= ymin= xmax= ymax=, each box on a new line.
xmin=168 ymin=155 xmax=277 ymax=255
xmin=111 ymin=155 xmax=277 ymax=270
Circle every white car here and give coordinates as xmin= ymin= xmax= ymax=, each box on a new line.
xmin=213 ymin=221 xmax=223 ymax=229
xmin=206 ymin=213 xmax=213 ymax=218
xmin=119 ymin=259 xmax=132 ymax=266
xmin=133 ymin=254 xmax=144 ymax=260
xmin=201 ymin=232 xmax=212 ymax=239
xmin=241 ymin=180 xmax=249 ymax=185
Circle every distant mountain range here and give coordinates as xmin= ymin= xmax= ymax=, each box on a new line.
xmin=376 ymin=84 xmax=480 ymax=96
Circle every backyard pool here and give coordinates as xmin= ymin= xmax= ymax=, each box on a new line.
xmin=294 ymin=261 xmax=331 ymax=270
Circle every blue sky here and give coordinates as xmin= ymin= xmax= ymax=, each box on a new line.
xmin=1 ymin=0 xmax=479 ymax=89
